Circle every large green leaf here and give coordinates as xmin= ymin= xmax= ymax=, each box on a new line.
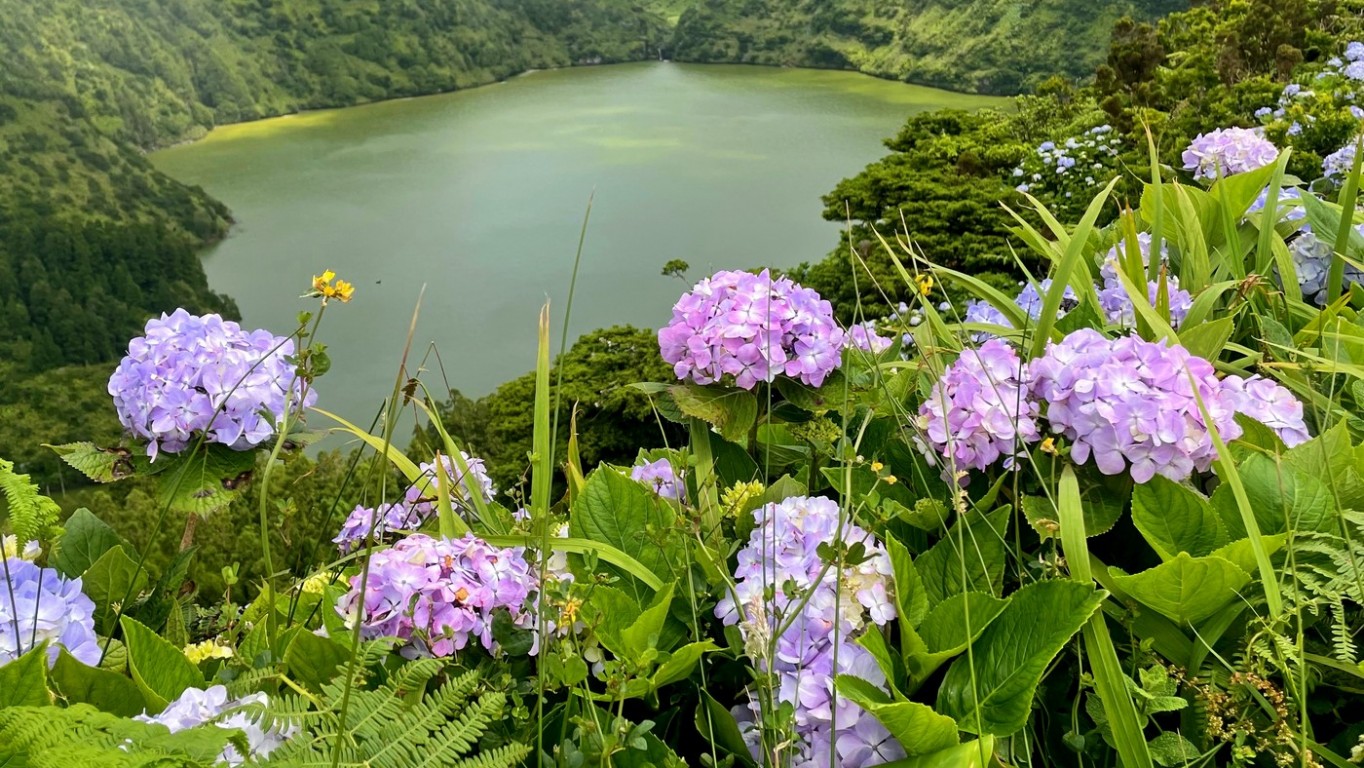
xmin=915 ymin=507 xmax=1009 ymax=607
xmin=49 ymin=648 xmax=146 ymax=716
xmin=669 ymin=384 xmax=758 ymax=444
xmin=651 ymin=640 xmax=719 ymax=690
xmin=52 ymin=508 xmax=124 ymax=578
xmin=81 ymin=545 xmax=150 ymax=635
xmin=47 ymin=442 xmax=140 ymax=484
xmin=569 ymin=468 xmax=679 ymax=595
xmin=836 ymin=676 xmax=960 ymax=756
xmin=1212 ymin=454 xmax=1335 ymax=536
xmin=907 ymin=592 xmax=1010 ymax=683
xmin=0 ymin=647 xmax=49 ymax=708
xmin=1209 ymin=534 xmax=1288 ymax=576
xmin=1109 ymin=554 xmax=1250 ymax=625
xmin=285 ymin=631 xmax=347 ymax=692
xmin=620 ymin=582 xmax=676 ymax=657
xmin=695 ymin=689 xmax=756 ymax=767
xmin=1131 ymin=477 xmax=1228 ymax=560
xmin=120 ymin=616 xmax=203 ymax=712
xmin=887 ymin=534 xmax=928 ymax=631
xmin=937 ymin=580 xmax=1103 ymax=735
xmin=154 ymin=444 xmax=259 ymax=517
xmin=880 ymin=737 xmax=996 ymax=768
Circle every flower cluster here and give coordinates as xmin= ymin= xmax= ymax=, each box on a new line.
xmin=716 ymin=496 xmax=901 ymax=768
xmin=309 ymin=269 xmax=354 ymax=303
xmin=1030 ymin=330 xmax=1309 ymax=482
xmin=1251 ymin=45 xmax=1364 ymax=180
xmin=136 ymin=686 xmax=294 ymax=766
xmin=108 ymin=309 xmax=315 ymax=460
xmin=630 ymin=458 xmax=684 ymax=500
xmin=1182 ymin=128 xmax=1279 ymax=181
xmin=916 ymin=339 xmax=1041 ymax=474
xmin=1012 ymin=126 xmax=1122 ymax=209
xmin=961 ymin=278 xmax=1076 ymax=340
xmin=0 ymin=558 xmax=99 ymax=667
xmin=337 ymin=533 xmax=538 ymax=658
xmin=333 ymin=452 xmax=496 ymax=554
xmin=1323 ymin=142 xmax=1358 ymax=182
xmin=846 ymin=322 xmax=892 ymax=353
xmin=658 ymin=270 xmax=846 ymax=389
xmin=1098 ymin=234 xmax=1193 ymax=329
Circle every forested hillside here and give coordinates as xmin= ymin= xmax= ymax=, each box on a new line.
xmin=669 ymin=0 xmax=1188 ymax=94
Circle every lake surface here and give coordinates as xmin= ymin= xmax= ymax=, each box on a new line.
xmin=154 ymin=62 xmax=1002 ymax=428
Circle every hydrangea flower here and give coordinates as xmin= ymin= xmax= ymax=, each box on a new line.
xmin=108 ymin=309 xmax=315 ymax=460
xmin=961 ymin=279 xmax=1076 ymax=341
xmin=630 ymin=458 xmax=684 ymax=500
xmin=0 ymin=558 xmax=100 ymax=667
xmin=1324 ymin=142 xmax=1359 ymax=181
xmin=333 ymin=502 xmax=427 ymax=554
xmin=136 ymin=686 xmax=294 ymax=766
xmin=846 ymin=322 xmax=892 ymax=353
xmin=915 ymin=339 xmax=1041 ymax=474
xmin=1029 ymin=330 xmax=1241 ymax=483
xmin=658 ymin=270 xmax=845 ymax=389
xmin=1182 ymin=128 xmax=1279 ymax=181
xmin=337 ymin=534 xmax=538 ymax=658
xmin=716 ymin=496 xmax=900 ymax=768
xmin=1219 ymin=375 xmax=1311 ymax=446
xmin=403 ymin=453 xmax=496 ymax=517
xmin=1098 ymin=234 xmax=1193 ymax=329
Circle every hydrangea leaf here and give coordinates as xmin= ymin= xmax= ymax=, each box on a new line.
xmin=52 ymin=508 xmax=125 ymax=578
xmin=1109 ymin=554 xmax=1250 ymax=625
xmin=1131 ymin=476 xmax=1229 ymax=560
xmin=1284 ymin=420 xmax=1364 ymax=510
xmin=1209 ymin=534 xmax=1288 ymax=576
xmin=880 ymin=736 xmax=996 ymax=768
xmin=836 ymin=676 xmax=960 ymax=756
xmin=46 ymin=442 xmax=139 ymax=484
xmin=1211 ymin=454 xmax=1335 ymax=536
xmin=1148 ymin=731 xmax=1201 ymax=767
xmin=695 ymin=689 xmax=756 ymax=767
xmin=620 ymin=582 xmax=676 ymax=657
xmin=908 ymin=591 xmax=1010 ymax=684
xmin=669 ymin=384 xmax=757 ymax=445
xmin=119 ymin=616 xmax=204 ymax=713
xmin=49 ymin=648 xmax=146 ymax=717
xmin=0 ymin=646 xmax=50 ymax=708
xmin=154 ymin=444 xmax=259 ymax=518
xmin=1179 ymin=315 xmax=1235 ymax=362
xmin=1021 ymin=487 xmax=1123 ymax=541
xmin=82 ymin=545 xmax=150 ymax=635
xmin=886 ymin=534 xmax=928 ymax=630
xmin=651 ymin=640 xmax=719 ymax=690
xmin=915 ymin=506 xmax=1010 ymax=608
xmin=284 ymin=631 xmax=348 ymax=691
xmin=937 ymin=580 xmax=1103 ymax=735
xmin=570 ymin=468 xmax=680 ymax=591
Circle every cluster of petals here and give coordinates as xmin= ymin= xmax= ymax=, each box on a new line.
xmin=916 ymin=339 xmax=1041 ymax=473
xmin=1030 ymin=330 xmax=1309 ymax=483
xmin=1324 ymin=143 xmax=1358 ymax=182
xmin=0 ymin=557 xmax=100 ymax=667
xmin=1181 ymin=127 xmax=1279 ymax=181
xmin=108 ymin=309 xmax=314 ymax=460
xmin=136 ymin=685 xmax=294 ymax=766
xmin=629 ymin=458 xmax=684 ymax=500
xmin=846 ymin=322 xmax=893 ymax=353
xmin=961 ymin=278 xmax=1076 ymax=340
xmin=658 ymin=269 xmax=846 ymax=389
xmin=333 ymin=452 xmax=495 ymax=554
xmin=1099 ymin=235 xmax=1193 ymax=328
xmin=337 ymin=533 xmax=538 ymax=658
xmin=716 ymin=495 xmax=901 ymax=768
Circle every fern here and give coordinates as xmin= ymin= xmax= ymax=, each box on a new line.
xmin=0 ymin=457 xmax=62 ymax=545
xmin=1279 ymin=508 xmax=1364 ymax=665
xmin=258 ymin=646 xmax=529 ymax=768
xmin=0 ymin=703 xmax=234 ymax=767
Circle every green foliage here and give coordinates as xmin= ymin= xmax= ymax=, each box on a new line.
xmin=0 ymin=456 xmax=62 ymax=543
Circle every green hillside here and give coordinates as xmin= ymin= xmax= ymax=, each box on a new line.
xmin=669 ymin=0 xmax=1188 ymax=94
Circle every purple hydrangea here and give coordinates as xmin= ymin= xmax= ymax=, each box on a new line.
xmin=0 ymin=558 xmax=100 ymax=667
xmin=716 ymin=496 xmax=900 ymax=768
xmin=1324 ymin=143 xmax=1359 ymax=182
xmin=846 ymin=322 xmax=892 ymax=354
xmin=630 ymin=458 xmax=684 ymax=500
xmin=916 ymin=339 xmax=1041 ymax=474
xmin=658 ymin=270 xmax=846 ymax=389
xmin=1182 ymin=128 xmax=1279 ymax=181
xmin=1029 ymin=330 xmax=1242 ymax=483
xmin=1098 ymin=234 xmax=1192 ymax=329
xmin=333 ymin=502 xmax=427 ymax=555
xmin=337 ymin=534 xmax=538 ymax=658
xmin=961 ymin=279 xmax=1076 ymax=342
xmin=108 ymin=309 xmax=315 ymax=460
xmin=1219 ymin=375 xmax=1311 ymax=446
xmin=403 ymin=453 xmax=496 ymax=518
xmin=136 ymin=686 xmax=294 ymax=766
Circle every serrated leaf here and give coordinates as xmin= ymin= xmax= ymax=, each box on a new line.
xmin=651 ymin=640 xmax=718 ymax=690
xmin=1148 ymin=731 xmax=1201 ymax=767
xmin=1208 ymin=534 xmax=1288 ymax=576
xmin=569 ymin=468 xmax=679 ymax=592
xmin=696 ymin=689 xmax=757 ymax=767
xmin=879 ymin=736 xmax=995 ymax=768
xmin=154 ymin=444 xmax=259 ymax=517
xmin=1131 ymin=477 xmax=1228 ymax=560
xmin=837 ymin=676 xmax=960 ymax=756
xmin=937 ymin=580 xmax=1103 ymax=735
xmin=53 ymin=509 xmax=125 ymax=578
xmin=121 ymin=616 xmax=203 ymax=712
xmin=1211 ymin=454 xmax=1335 ymax=536
xmin=285 ymin=631 xmax=347 ymax=691
xmin=915 ymin=507 xmax=1009 ymax=607
xmin=621 ymin=582 xmax=676 ymax=657
xmin=669 ymin=384 xmax=758 ymax=444
xmin=0 ymin=646 xmax=50 ymax=708
xmin=47 ymin=442 xmax=139 ymax=483
xmin=1109 ymin=554 xmax=1250 ymax=625
xmin=82 ymin=545 xmax=151 ymax=635
xmin=908 ymin=591 xmax=1010 ymax=683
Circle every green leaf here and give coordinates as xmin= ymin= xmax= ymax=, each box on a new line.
xmin=569 ymin=468 xmax=678 ymax=593
xmin=1212 ymin=454 xmax=1335 ymax=536
xmin=1148 ymin=731 xmax=1201 ymax=767
xmin=1209 ymin=534 xmax=1288 ymax=576
xmin=0 ymin=647 xmax=49 ymax=708
xmin=120 ymin=616 xmax=203 ymax=712
xmin=887 ymin=534 xmax=928 ymax=630
xmin=651 ymin=640 xmax=719 ymax=690
xmin=0 ymin=458 xmax=63 ymax=544
xmin=81 ymin=545 xmax=150 ymax=635
xmin=1180 ymin=316 xmax=1235 ymax=362
xmin=880 ymin=737 xmax=995 ymax=768
xmin=1131 ymin=477 xmax=1228 ymax=560
xmin=1109 ymin=554 xmax=1250 ymax=625
xmin=915 ymin=507 xmax=1009 ymax=607
xmin=1022 ymin=486 xmax=1124 ymax=541
xmin=154 ymin=444 xmax=259 ymax=517
xmin=285 ymin=631 xmax=347 ymax=691
xmin=49 ymin=648 xmax=146 ymax=716
xmin=836 ymin=676 xmax=960 ymax=756
xmin=695 ymin=689 xmax=756 ymax=767
xmin=937 ymin=580 xmax=1103 ymax=735
xmin=621 ymin=582 xmax=676 ymax=657
xmin=47 ymin=442 xmax=140 ymax=483
xmin=885 ymin=498 xmax=951 ymax=532
xmin=52 ymin=508 xmax=124 ymax=578
xmin=908 ymin=592 xmax=1010 ymax=683
xmin=669 ymin=384 xmax=758 ymax=444
xmin=857 ymin=628 xmax=904 ymax=691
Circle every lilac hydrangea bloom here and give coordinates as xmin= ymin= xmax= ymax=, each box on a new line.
xmin=0 ymin=558 xmax=100 ymax=667
xmin=333 ymin=502 xmax=427 ymax=554
xmin=1098 ymin=234 xmax=1193 ymax=328
xmin=630 ymin=458 xmax=684 ymax=499
xmin=1182 ymin=128 xmax=1279 ymax=181
xmin=1347 ymin=41 xmax=1364 ymax=62
xmin=108 ymin=309 xmax=315 ymax=460
xmin=403 ymin=453 xmax=496 ymax=517
xmin=1219 ymin=375 xmax=1311 ymax=446
xmin=961 ymin=279 xmax=1075 ymax=342
xmin=1029 ymin=330 xmax=1243 ymax=483
xmin=716 ymin=496 xmax=901 ymax=768
xmin=337 ymin=534 xmax=538 ymax=658
xmin=1324 ymin=143 xmax=1359 ymax=182
xmin=136 ymin=686 xmax=294 ymax=766
xmin=916 ymin=339 xmax=1041 ymax=474
xmin=658 ymin=270 xmax=846 ymax=389
xmin=846 ymin=322 xmax=892 ymax=353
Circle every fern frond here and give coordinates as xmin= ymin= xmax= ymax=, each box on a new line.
xmin=0 ymin=458 xmax=62 ymax=544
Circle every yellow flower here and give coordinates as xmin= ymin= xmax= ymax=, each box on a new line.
xmin=312 ymin=270 xmax=335 ymax=292
xmin=310 ymin=269 xmax=354 ymax=303
xmin=884 ymin=475 xmax=898 ymax=485
xmin=333 ymin=279 xmax=355 ymax=302
xmin=1041 ymin=437 xmax=1058 ymax=455
xmin=870 ymin=461 xmax=884 ymax=472
xmin=183 ymin=639 xmax=234 ymax=664
xmin=915 ymin=274 xmax=934 ymax=297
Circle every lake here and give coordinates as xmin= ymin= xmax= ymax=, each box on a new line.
xmin=153 ymin=62 xmax=1003 ymax=428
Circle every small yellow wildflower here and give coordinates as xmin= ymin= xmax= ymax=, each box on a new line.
xmin=183 ymin=639 xmax=234 ymax=664
xmin=310 ymin=269 xmax=355 ymax=303
xmin=561 ymin=597 xmax=583 ymax=624
xmin=721 ymin=480 xmax=765 ymax=516
xmin=915 ymin=274 xmax=934 ymax=297
xmin=870 ymin=461 xmax=884 ymax=472
xmin=300 ymin=572 xmax=331 ymax=594
xmin=1041 ymin=437 xmax=1058 ymax=455
xmin=884 ymin=475 xmax=898 ymax=485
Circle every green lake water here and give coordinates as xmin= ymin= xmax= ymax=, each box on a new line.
xmin=153 ymin=62 xmax=1002 ymax=427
